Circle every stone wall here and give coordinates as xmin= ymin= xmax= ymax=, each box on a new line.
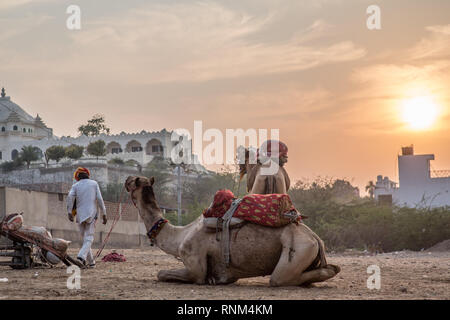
xmin=0 ymin=163 xmax=141 ymax=189
xmin=0 ymin=187 xmax=147 ymax=248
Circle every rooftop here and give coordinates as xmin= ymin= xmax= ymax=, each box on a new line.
xmin=0 ymin=88 xmax=41 ymax=123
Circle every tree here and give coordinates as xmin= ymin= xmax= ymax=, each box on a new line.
xmin=65 ymin=144 xmax=84 ymax=160
xmin=45 ymin=145 xmax=66 ymax=164
xmin=365 ymin=181 xmax=376 ymax=199
xmin=87 ymin=140 xmax=106 ymax=160
xmin=20 ymin=146 xmax=41 ymax=169
xmin=78 ymin=114 xmax=110 ymax=136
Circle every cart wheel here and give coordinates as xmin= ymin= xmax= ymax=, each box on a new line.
xmin=10 ymin=246 xmax=32 ymax=269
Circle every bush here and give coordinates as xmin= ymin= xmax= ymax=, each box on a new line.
xmin=108 ymin=158 xmax=125 ymax=165
xmin=0 ymin=158 xmax=24 ymax=172
xmin=65 ymin=144 xmax=84 ymax=160
xmin=289 ymin=178 xmax=450 ymax=252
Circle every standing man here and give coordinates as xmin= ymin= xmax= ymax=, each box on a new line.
xmin=67 ymin=167 xmax=107 ymax=267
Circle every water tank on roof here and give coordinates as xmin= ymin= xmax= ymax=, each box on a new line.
xmin=401 ymin=145 xmax=414 ymax=156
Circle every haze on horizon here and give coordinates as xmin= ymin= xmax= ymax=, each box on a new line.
xmin=1 ymin=0 xmax=449 ymax=194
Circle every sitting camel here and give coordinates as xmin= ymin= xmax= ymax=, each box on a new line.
xmin=125 ymin=175 xmax=340 ymax=286
xmin=239 ymin=140 xmax=290 ymax=194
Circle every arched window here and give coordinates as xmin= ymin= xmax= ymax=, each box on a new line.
xmin=125 ymin=140 xmax=143 ymax=153
xmin=146 ymin=139 xmax=164 ymax=155
xmin=0 ymin=151 xmax=2 ymax=160
xmin=13 ymin=125 xmax=18 ymax=131
xmin=11 ymin=149 xmax=18 ymax=160
xmin=1 ymin=127 xmax=5 ymax=132
xmin=23 ymin=128 xmax=26 ymax=133
xmin=106 ymin=141 xmax=123 ymax=154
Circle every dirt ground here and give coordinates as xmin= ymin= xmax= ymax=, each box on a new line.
xmin=0 ymin=247 xmax=448 ymax=300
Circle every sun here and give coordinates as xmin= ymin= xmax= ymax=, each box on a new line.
xmin=401 ymin=96 xmax=439 ymax=130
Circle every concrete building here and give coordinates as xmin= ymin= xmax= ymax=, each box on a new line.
xmin=374 ymin=146 xmax=450 ymax=208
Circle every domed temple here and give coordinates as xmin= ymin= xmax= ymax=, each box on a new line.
xmin=0 ymin=88 xmax=54 ymax=161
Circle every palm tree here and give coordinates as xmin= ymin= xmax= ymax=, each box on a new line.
xmin=20 ymin=146 xmax=41 ymax=169
xmin=365 ymin=180 xmax=376 ymax=199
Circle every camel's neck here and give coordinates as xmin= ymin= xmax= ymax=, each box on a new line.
xmin=246 ymin=163 xmax=257 ymax=175
xmin=137 ymin=201 xmax=194 ymax=257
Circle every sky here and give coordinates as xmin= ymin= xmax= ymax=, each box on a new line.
xmin=1 ymin=0 xmax=449 ymax=193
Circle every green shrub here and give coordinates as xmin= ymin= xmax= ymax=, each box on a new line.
xmin=289 ymin=179 xmax=450 ymax=252
xmin=0 ymin=157 xmax=24 ymax=172
xmin=108 ymin=158 xmax=125 ymax=165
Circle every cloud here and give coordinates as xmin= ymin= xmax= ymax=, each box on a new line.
xmin=61 ymin=1 xmax=365 ymax=83
xmin=0 ymin=15 xmax=54 ymax=42
xmin=426 ymin=24 xmax=450 ymax=35
xmin=341 ymin=22 xmax=450 ymax=135
xmin=0 ymin=0 xmax=33 ymax=10
xmin=351 ymin=24 xmax=450 ymax=101
xmin=0 ymin=0 xmax=56 ymax=10
xmin=409 ymin=24 xmax=450 ymax=60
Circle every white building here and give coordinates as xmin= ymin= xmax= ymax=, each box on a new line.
xmin=0 ymin=88 xmax=203 ymax=170
xmin=374 ymin=146 xmax=450 ymax=208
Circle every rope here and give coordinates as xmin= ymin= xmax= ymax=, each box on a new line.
xmin=94 ymin=187 xmax=128 ymax=260
xmin=233 ymin=165 xmax=242 ymax=198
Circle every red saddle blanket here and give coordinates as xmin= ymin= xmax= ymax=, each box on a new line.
xmin=203 ymin=190 xmax=301 ymax=227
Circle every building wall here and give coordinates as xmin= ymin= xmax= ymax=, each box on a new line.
xmin=375 ymin=154 xmax=450 ymax=208
xmin=0 ymin=129 xmax=176 ymax=163
xmin=396 ymin=154 xmax=450 ymax=207
xmin=0 ymin=187 xmax=148 ymax=248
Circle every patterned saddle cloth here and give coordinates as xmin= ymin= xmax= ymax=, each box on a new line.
xmin=203 ymin=190 xmax=302 ymax=227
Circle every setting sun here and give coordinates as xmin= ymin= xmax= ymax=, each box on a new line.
xmin=401 ymin=96 xmax=439 ymax=130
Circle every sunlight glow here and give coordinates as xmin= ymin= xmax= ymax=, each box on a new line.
xmin=401 ymin=96 xmax=439 ymax=130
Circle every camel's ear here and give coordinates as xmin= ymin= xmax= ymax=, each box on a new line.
xmin=142 ymin=185 xmax=156 ymax=204
xmin=149 ymin=177 xmax=155 ymax=186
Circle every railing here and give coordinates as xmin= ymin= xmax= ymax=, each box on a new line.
xmin=430 ymin=170 xmax=450 ymax=178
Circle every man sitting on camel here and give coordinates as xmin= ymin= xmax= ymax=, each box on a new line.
xmin=239 ymin=140 xmax=290 ymax=194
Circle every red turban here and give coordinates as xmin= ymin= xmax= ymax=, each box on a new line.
xmin=74 ymin=167 xmax=90 ymax=181
xmin=257 ymin=140 xmax=288 ymax=160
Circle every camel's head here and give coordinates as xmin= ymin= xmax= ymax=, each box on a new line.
xmin=238 ymin=148 xmax=250 ymax=180
xmin=238 ymin=147 xmax=258 ymax=180
xmin=125 ymin=176 xmax=157 ymax=207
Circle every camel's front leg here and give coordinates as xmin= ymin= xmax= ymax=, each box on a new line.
xmin=157 ymin=255 xmax=208 ymax=284
xmin=157 ymin=268 xmax=195 ymax=283
xmin=178 ymin=242 xmax=208 ymax=285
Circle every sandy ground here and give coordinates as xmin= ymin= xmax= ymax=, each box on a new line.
xmin=0 ymin=247 xmax=449 ymax=300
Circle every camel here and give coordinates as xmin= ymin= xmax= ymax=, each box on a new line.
xmin=125 ymin=175 xmax=340 ymax=286
xmin=239 ymin=146 xmax=290 ymax=194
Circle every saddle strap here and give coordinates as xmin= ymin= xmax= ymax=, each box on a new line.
xmin=221 ymin=198 xmax=242 ymax=267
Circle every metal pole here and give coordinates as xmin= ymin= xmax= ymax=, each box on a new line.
xmin=177 ymin=164 xmax=182 ymax=226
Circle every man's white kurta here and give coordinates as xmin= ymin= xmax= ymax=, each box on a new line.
xmin=66 ymin=179 xmax=106 ymax=223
